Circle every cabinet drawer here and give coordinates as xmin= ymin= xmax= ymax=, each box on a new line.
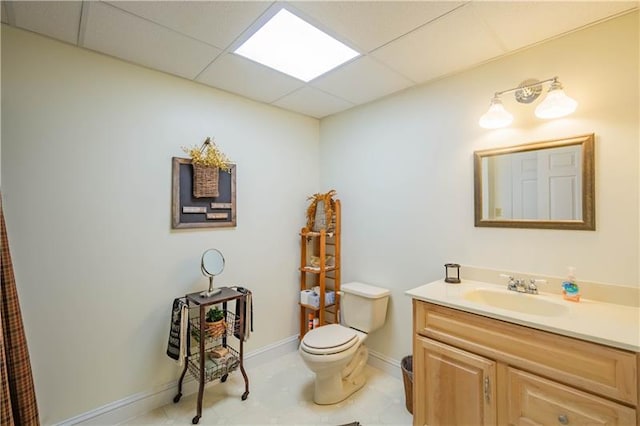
xmin=413 ymin=301 xmax=637 ymax=405
xmin=507 ymin=367 xmax=636 ymax=426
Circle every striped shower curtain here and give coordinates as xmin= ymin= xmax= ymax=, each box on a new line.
xmin=0 ymin=194 xmax=39 ymax=425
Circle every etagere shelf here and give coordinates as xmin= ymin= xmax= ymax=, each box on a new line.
xmin=299 ymin=200 xmax=341 ymax=340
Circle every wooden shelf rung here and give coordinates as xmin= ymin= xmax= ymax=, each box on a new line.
xmin=299 ymin=302 xmax=336 ymax=311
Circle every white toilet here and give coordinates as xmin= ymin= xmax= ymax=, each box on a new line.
xmin=299 ymin=281 xmax=390 ymax=405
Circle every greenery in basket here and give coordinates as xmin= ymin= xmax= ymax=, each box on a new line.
xmin=182 ymin=137 xmax=232 ymax=172
xmin=206 ymin=307 xmax=225 ymax=323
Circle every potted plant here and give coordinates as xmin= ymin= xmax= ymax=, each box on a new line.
xmin=205 ymin=306 xmax=226 ymax=338
xmin=182 ymin=137 xmax=232 ymax=198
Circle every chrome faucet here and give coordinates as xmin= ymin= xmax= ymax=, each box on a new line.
xmin=505 ymin=276 xmax=518 ymax=291
xmin=501 ymin=274 xmax=546 ymax=295
xmin=525 ymin=279 xmax=547 ymax=294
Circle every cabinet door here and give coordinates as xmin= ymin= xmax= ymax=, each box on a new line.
xmin=507 ymin=367 xmax=636 ymax=426
xmin=414 ymin=336 xmax=497 ymax=426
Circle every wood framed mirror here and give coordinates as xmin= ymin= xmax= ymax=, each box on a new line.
xmin=474 ymin=133 xmax=595 ymax=230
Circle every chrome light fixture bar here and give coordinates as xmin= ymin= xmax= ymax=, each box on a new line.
xmin=479 ymin=77 xmax=578 ymax=129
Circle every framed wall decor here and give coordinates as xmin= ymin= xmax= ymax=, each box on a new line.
xmin=171 ymin=157 xmax=236 ymax=229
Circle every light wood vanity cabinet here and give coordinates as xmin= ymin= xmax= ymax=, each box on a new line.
xmin=412 ymin=300 xmax=639 ymax=426
xmin=415 ymin=336 xmax=496 ymax=425
xmin=507 ymin=368 xmax=636 ymax=425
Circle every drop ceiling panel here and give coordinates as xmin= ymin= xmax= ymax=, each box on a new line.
xmin=273 ymin=87 xmax=354 ymax=118
xmin=289 ymin=1 xmax=464 ymax=53
xmin=105 ymin=1 xmax=271 ymax=49
xmin=3 ymin=1 xmax=638 ymax=119
xmin=8 ymin=1 xmax=81 ymax=45
xmin=82 ymin=2 xmax=222 ymax=80
xmin=197 ymin=53 xmax=304 ymax=104
xmin=371 ymin=3 xmax=506 ymax=83
xmin=474 ymin=1 xmax=639 ymax=51
xmin=311 ymin=56 xmax=413 ymax=104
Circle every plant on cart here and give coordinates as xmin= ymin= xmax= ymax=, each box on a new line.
xmin=205 ymin=306 xmax=226 ymax=338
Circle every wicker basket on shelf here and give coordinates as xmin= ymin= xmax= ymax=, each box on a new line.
xmin=193 ymin=164 xmax=219 ymax=198
xmin=205 ymin=319 xmax=227 ymax=339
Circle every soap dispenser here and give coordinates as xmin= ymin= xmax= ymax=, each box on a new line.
xmin=562 ymin=267 xmax=580 ymax=302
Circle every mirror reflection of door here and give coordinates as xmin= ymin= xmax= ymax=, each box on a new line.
xmin=512 ymin=146 xmax=582 ymax=220
xmin=474 ymin=133 xmax=594 ymax=230
xmin=511 ymin=151 xmax=538 ymax=219
xmin=538 ymin=145 xmax=582 ymax=220
xmin=486 ymin=145 xmax=582 ymax=220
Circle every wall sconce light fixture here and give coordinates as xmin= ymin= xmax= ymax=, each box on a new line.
xmin=479 ymin=77 xmax=578 ymax=129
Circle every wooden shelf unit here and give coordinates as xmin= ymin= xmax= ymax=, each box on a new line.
xmin=299 ymin=200 xmax=341 ymax=340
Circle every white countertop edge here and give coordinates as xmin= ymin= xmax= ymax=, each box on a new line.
xmin=406 ymin=280 xmax=640 ymax=352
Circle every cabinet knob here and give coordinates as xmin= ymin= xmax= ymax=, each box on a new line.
xmin=558 ymin=414 xmax=569 ymax=425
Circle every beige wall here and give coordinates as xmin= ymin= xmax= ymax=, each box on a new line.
xmin=2 ymin=10 xmax=639 ymax=424
xmin=319 ymin=12 xmax=639 ymax=361
xmin=1 ymin=26 xmax=319 ymax=423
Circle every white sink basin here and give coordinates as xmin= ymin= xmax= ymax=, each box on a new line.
xmin=463 ymin=288 xmax=569 ymax=317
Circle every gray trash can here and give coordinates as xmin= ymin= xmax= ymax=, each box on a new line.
xmin=401 ymin=355 xmax=413 ymax=414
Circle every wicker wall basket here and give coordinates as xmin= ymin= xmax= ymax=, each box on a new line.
xmin=193 ymin=164 xmax=219 ymax=198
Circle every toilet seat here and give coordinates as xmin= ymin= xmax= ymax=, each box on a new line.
xmin=301 ymin=324 xmax=359 ymax=355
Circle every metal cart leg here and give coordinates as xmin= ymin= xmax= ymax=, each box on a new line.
xmin=239 ymin=297 xmax=250 ymax=401
xmin=174 ymin=361 xmax=189 ymax=403
xmin=194 ymin=304 xmax=206 ymax=424
xmin=240 ymin=361 xmax=250 ymax=401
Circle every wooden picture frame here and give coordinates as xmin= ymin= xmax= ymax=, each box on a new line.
xmin=171 ymin=157 xmax=236 ymax=229
xmin=473 ymin=133 xmax=594 ymax=230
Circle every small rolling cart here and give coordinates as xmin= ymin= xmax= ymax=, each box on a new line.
xmin=173 ymin=287 xmax=249 ymax=424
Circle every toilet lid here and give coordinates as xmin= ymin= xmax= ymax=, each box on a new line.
xmin=301 ymin=324 xmax=358 ymax=355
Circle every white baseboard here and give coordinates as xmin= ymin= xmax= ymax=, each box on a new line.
xmin=57 ymin=337 xmax=403 ymax=425
xmin=56 ymin=335 xmax=300 ymax=426
xmin=367 ymin=348 xmax=402 ymax=380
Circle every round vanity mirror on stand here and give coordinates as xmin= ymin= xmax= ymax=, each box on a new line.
xmin=200 ymin=249 xmax=225 ymax=297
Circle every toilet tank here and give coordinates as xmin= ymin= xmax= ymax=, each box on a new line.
xmin=341 ymin=282 xmax=390 ymax=333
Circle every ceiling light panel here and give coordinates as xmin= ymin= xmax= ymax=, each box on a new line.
xmin=234 ymin=8 xmax=359 ymax=82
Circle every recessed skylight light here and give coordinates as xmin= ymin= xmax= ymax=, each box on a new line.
xmin=234 ymin=9 xmax=359 ymax=82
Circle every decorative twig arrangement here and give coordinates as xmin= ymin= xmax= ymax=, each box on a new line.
xmin=182 ymin=137 xmax=232 ymax=198
xmin=306 ymin=190 xmax=337 ymax=232
xmin=182 ymin=137 xmax=232 ymax=171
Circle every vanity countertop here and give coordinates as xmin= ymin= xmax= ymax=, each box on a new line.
xmin=406 ymin=279 xmax=640 ymax=352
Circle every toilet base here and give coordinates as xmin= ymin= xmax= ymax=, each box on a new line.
xmin=313 ymin=345 xmax=368 ymax=405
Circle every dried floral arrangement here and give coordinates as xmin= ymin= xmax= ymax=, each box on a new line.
xmin=306 ymin=190 xmax=337 ymax=231
xmin=182 ymin=137 xmax=232 ymax=172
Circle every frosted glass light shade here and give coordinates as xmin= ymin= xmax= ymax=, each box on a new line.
xmin=479 ymin=97 xmax=513 ymax=129
xmin=234 ymin=9 xmax=359 ymax=82
xmin=535 ymin=85 xmax=578 ymax=119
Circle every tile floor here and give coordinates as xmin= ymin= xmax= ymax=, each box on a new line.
xmin=121 ymin=350 xmax=413 ymax=425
